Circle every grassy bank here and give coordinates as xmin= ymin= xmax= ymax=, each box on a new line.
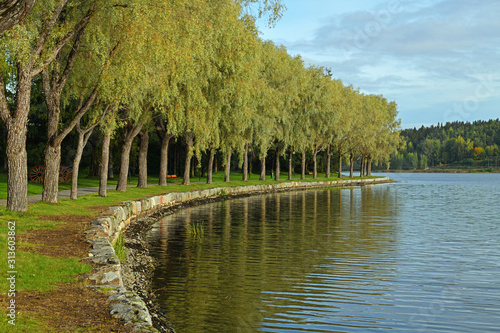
xmin=0 ymin=171 xmax=377 ymax=332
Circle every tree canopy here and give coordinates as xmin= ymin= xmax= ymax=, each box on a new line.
xmin=0 ymin=0 xmax=401 ymax=211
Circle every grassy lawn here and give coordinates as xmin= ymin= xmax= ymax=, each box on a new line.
xmin=0 ymin=170 xmax=376 ymax=332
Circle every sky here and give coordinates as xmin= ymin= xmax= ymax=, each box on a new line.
xmin=257 ymin=0 xmax=500 ymax=129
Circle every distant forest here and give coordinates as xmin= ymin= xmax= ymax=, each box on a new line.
xmin=389 ymin=119 xmax=500 ymax=170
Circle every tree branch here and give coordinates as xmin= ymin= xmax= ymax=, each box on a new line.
xmin=56 ymin=16 xmax=89 ymax=94
xmin=33 ymin=4 xmax=93 ymax=76
xmin=77 ymin=104 xmax=109 ymax=135
xmin=32 ymin=0 xmax=69 ymax=57
xmin=40 ymin=69 xmax=55 ymax=111
xmin=53 ymin=86 xmax=98 ymax=146
xmin=0 ymin=0 xmax=36 ymax=33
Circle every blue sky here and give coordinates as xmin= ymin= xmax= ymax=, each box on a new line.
xmin=257 ymin=0 xmax=500 ymax=129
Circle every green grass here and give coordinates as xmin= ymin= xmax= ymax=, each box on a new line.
xmin=0 ymin=313 xmax=53 ymax=333
xmin=113 ymin=234 xmax=127 ymax=262
xmin=0 ymin=210 xmax=92 ymax=294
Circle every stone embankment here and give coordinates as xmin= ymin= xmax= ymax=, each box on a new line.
xmin=83 ymin=177 xmax=390 ymax=332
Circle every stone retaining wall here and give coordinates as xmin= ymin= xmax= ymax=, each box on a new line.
xmin=84 ymin=177 xmax=390 ymax=332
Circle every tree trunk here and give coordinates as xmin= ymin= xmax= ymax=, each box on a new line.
xmin=42 ymin=94 xmax=62 ymax=203
xmin=224 ymin=150 xmax=231 ymax=182
xmin=360 ymin=155 xmax=364 ymax=177
xmin=275 ymin=147 xmax=281 ymax=181
xmin=207 ymin=149 xmax=215 ymax=184
xmin=137 ymin=130 xmax=149 ymax=188
xmin=349 ymin=152 xmax=354 ymax=178
xmin=260 ymin=156 xmax=266 ymax=180
xmin=182 ymin=133 xmax=194 ymax=185
xmin=1 ymin=126 xmax=7 ymax=172
xmin=242 ymin=143 xmax=249 ymax=181
xmin=117 ymin=141 xmax=133 ymax=192
xmin=301 ymin=149 xmax=306 ymax=179
xmin=108 ymin=147 xmax=114 ymax=179
xmin=5 ymin=119 xmax=28 ymax=211
xmin=288 ymin=149 xmax=293 ymax=180
xmin=117 ymin=124 xmax=143 ymax=192
xmin=313 ymin=149 xmax=318 ymax=179
xmin=338 ymin=150 xmax=343 ymax=178
xmin=367 ymin=157 xmax=372 ymax=176
xmin=0 ymin=64 xmax=32 ymax=212
xmin=249 ymin=147 xmax=254 ymax=175
xmin=326 ymin=145 xmax=331 ymax=178
xmin=158 ymin=133 xmax=173 ymax=186
xmin=99 ymin=133 xmax=111 ymax=197
xmin=70 ymin=124 xmax=95 ymax=200
xmin=42 ymin=143 xmax=61 ymax=202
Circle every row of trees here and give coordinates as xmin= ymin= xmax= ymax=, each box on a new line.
xmin=393 ymin=120 xmax=500 ymax=169
xmin=1 ymin=0 xmax=400 ymax=212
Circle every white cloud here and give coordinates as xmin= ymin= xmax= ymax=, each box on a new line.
xmin=260 ymin=0 xmax=500 ymax=127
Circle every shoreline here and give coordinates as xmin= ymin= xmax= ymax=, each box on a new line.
xmin=85 ymin=177 xmax=393 ymax=332
xmin=384 ymin=168 xmax=500 ymax=173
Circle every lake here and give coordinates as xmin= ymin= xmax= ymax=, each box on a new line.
xmin=146 ymin=173 xmax=500 ymax=332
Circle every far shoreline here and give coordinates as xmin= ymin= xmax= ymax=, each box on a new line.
xmin=383 ymin=167 xmax=500 ymax=173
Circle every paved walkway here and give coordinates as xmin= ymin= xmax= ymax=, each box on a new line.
xmin=0 ymin=185 xmax=134 ymax=206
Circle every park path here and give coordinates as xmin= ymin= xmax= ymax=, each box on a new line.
xmin=0 ymin=181 xmax=201 ymax=206
xmin=0 ymin=184 xmax=140 ymax=206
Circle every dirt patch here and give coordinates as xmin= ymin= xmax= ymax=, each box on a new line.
xmin=11 ymin=206 xmax=139 ymax=332
xmin=18 ymin=214 xmax=95 ymax=258
xmin=1 ymin=282 xmax=135 ymax=332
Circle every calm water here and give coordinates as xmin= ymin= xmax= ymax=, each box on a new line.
xmin=146 ymin=173 xmax=500 ymax=332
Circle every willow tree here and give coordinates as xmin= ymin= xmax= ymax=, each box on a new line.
xmin=285 ymin=61 xmax=317 ymax=180
xmin=40 ymin=3 xmax=96 ymax=202
xmin=256 ymin=42 xmax=302 ymax=181
xmin=154 ymin=1 xmax=217 ymax=186
xmin=364 ymin=98 xmax=401 ymax=175
xmin=328 ymin=84 xmax=356 ymax=178
xmin=283 ymin=56 xmax=309 ymax=180
xmin=338 ymin=87 xmax=364 ymax=177
xmin=324 ymin=74 xmax=345 ymax=178
xmin=0 ymin=0 xmax=99 ymax=211
xmin=357 ymin=95 xmax=379 ymax=176
xmin=70 ymin=105 xmax=107 ymax=200
xmin=213 ymin=11 xmax=260 ymax=183
xmin=136 ymin=0 xmax=209 ymax=186
xmin=98 ymin=108 xmax=118 ymax=197
xmin=250 ymin=41 xmax=279 ymax=181
xmin=303 ymin=66 xmax=334 ymax=179
xmin=236 ymin=0 xmax=286 ymax=26
xmin=40 ymin=1 xmax=145 ymax=202
xmin=355 ymin=94 xmax=394 ymax=177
